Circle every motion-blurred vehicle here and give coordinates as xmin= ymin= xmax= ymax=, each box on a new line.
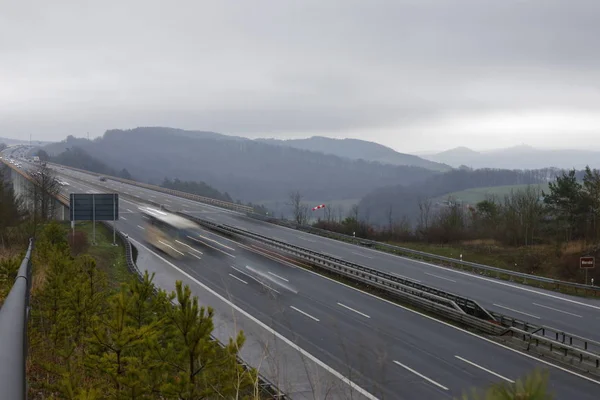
xmin=99 ymin=176 xmax=107 ymax=181
xmin=139 ymin=207 xmax=203 ymax=259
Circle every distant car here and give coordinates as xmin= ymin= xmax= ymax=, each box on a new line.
xmin=99 ymin=176 xmax=107 ymax=181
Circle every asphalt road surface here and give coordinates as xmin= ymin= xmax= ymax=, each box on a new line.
xmin=38 ymin=164 xmax=600 ymax=399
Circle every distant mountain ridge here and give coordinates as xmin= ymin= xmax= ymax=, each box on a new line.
xmin=0 ymin=136 xmax=53 ymax=146
xmin=43 ymin=127 xmax=437 ymax=203
xmin=257 ymin=136 xmax=451 ymax=171
xmin=423 ymin=145 xmax=600 ymax=170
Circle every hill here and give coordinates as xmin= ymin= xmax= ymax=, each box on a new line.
xmin=431 ymin=183 xmax=550 ymax=205
xmin=0 ymin=136 xmax=53 ymax=146
xmin=258 ymin=136 xmax=451 ymax=171
xmin=358 ymin=168 xmax=553 ymax=226
xmin=423 ymin=145 xmax=600 ymax=170
xmin=43 ymin=127 xmax=437 ymax=203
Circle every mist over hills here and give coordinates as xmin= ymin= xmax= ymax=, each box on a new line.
xmin=44 ymin=127 xmax=436 ymax=203
xmin=423 ymin=145 xmax=600 ymax=170
xmin=258 ymin=136 xmax=451 ymax=172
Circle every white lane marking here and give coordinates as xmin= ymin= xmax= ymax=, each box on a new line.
xmin=175 ymin=240 xmax=203 ymax=254
xmin=165 ymin=199 xmax=171 ymax=203
xmin=533 ymin=303 xmax=583 ymax=318
xmin=127 ymin=209 xmax=133 ymax=212
xmin=137 ymin=225 xmax=145 ymax=230
xmin=268 ymin=271 xmax=289 ymax=282
xmin=337 ymin=303 xmax=371 ymax=318
xmin=390 ymin=272 xmax=421 ymax=283
xmin=424 ymin=272 xmax=457 ymax=283
xmin=297 ymin=235 xmax=316 ymax=242
xmin=150 ymin=195 xmax=156 ymax=198
xmin=455 ymin=356 xmax=514 ymax=383
xmin=158 ymin=240 xmax=185 ymax=256
xmin=187 ymin=236 xmax=236 ymax=258
xmin=129 ymin=238 xmax=382 ymax=400
xmin=378 ymin=249 xmax=600 ymax=312
xmin=188 ymin=252 xmax=202 ymax=260
xmin=276 ymin=255 xmax=600 ymax=387
xmin=196 ymin=234 xmax=236 ymax=251
xmin=393 ymin=360 xmax=449 ymax=391
xmin=290 ymin=306 xmax=320 ymax=322
xmin=352 ymin=252 xmax=374 ymax=259
xmin=493 ymin=304 xmax=540 ymax=319
xmin=229 ymin=273 xmax=248 ymax=284
xmin=231 ymin=265 xmax=254 ymax=279
xmin=120 ymin=216 xmax=127 ymax=220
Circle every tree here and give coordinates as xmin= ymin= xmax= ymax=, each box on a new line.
xmin=28 ymin=162 xmax=61 ymax=226
xmin=543 ymin=170 xmax=585 ymax=243
xmin=0 ymin=142 xmax=7 ymax=151
xmin=37 ymin=149 xmax=50 ymax=161
xmin=288 ymin=190 xmax=308 ymax=225
xmin=417 ymin=197 xmax=432 ymax=233
xmin=460 ymin=368 xmax=552 ymax=400
xmin=0 ymin=167 xmax=27 ymax=247
xmin=118 ymin=168 xmax=132 ymax=180
xmin=581 ymin=166 xmax=600 ymax=244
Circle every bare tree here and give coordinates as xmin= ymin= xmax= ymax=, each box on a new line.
xmin=324 ymin=203 xmax=333 ymax=222
xmin=386 ymin=204 xmax=394 ymax=232
xmin=349 ymin=204 xmax=359 ymax=222
xmin=28 ymin=163 xmax=61 ymax=226
xmin=288 ymin=190 xmax=308 ymax=225
xmin=417 ymin=197 xmax=432 ymax=231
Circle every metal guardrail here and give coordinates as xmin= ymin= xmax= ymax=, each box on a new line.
xmin=0 ymin=238 xmax=34 ymax=400
xmin=247 ymin=214 xmax=600 ymax=297
xmin=179 ymin=212 xmax=600 ymax=375
xmin=100 ymin=221 xmax=288 ymax=399
xmin=47 ymin=162 xmax=254 ymax=213
xmin=179 ymin=212 xmax=496 ymax=322
xmin=38 ymin=160 xmax=600 ymax=296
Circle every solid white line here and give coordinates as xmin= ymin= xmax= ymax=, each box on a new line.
xmin=175 ymin=240 xmax=203 ymax=254
xmin=533 ymin=303 xmax=583 ymax=318
xmin=130 ymin=239 xmax=380 ymax=400
xmin=424 ymin=272 xmax=457 ymax=283
xmin=187 ymin=236 xmax=236 ymax=258
xmin=290 ymin=306 xmax=320 ymax=322
xmin=127 ymin=209 xmax=133 ymax=213
xmin=137 ymin=225 xmax=145 ymax=230
xmin=390 ymin=272 xmax=421 ymax=283
xmin=120 ymin=216 xmax=127 ymax=220
xmin=158 ymin=240 xmax=185 ymax=256
xmin=297 ymin=236 xmax=316 ymax=242
xmin=455 ymin=356 xmax=514 ymax=383
xmin=229 ymin=273 xmax=248 ymax=284
xmin=352 ymin=252 xmax=374 ymax=259
xmin=337 ymin=303 xmax=371 ymax=318
xmin=196 ymin=234 xmax=236 ymax=251
xmin=188 ymin=252 xmax=202 ymax=260
xmin=493 ymin=304 xmax=541 ymax=319
xmin=268 ymin=271 xmax=289 ymax=282
xmin=392 ymin=360 xmax=448 ymax=391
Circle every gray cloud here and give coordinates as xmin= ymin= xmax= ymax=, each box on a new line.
xmin=1 ymin=0 xmax=599 ymax=151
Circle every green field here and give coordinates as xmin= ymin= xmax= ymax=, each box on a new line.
xmin=433 ymin=183 xmax=550 ymax=204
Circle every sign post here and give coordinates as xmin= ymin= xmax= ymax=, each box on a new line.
xmin=580 ymin=256 xmax=595 ymax=285
xmin=70 ymin=193 xmax=119 ymax=246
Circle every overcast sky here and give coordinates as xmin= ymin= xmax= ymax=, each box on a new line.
xmin=2 ymin=0 xmax=599 ymax=153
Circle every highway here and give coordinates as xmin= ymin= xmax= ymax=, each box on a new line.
xmin=35 ymin=163 xmax=600 ymax=399
xmin=53 ymin=164 xmax=600 ymax=343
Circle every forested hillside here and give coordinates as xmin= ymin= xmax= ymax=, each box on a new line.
xmin=43 ymin=128 xmax=437 ymax=203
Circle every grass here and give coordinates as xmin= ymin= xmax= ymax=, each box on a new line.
xmin=433 ymin=183 xmax=550 ymax=204
xmin=70 ymin=221 xmax=131 ymax=287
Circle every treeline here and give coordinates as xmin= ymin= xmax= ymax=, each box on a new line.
xmin=161 ymin=177 xmax=234 ymax=203
xmin=28 ymin=223 xmax=258 ymax=399
xmin=313 ymin=167 xmax=600 ymax=281
xmin=48 ymin=146 xmax=133 ymax=180
xmin=358 ymin=167 xmax=559 ymax=226
xmin=0 ymin=165 xmax=28 ymax=247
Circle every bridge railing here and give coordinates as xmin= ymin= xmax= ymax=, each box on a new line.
xmin=0 ymin=238 xmax=34 ymax=400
